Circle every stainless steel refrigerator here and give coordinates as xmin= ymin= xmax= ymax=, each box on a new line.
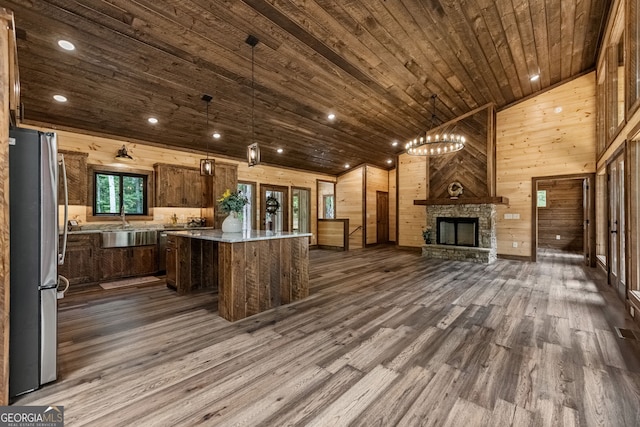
xmin=9 ymin=127 xmax=68 ymax=398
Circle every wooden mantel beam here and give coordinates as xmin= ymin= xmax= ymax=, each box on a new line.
xmin=414 ymin=196 xmax=509 ymax=206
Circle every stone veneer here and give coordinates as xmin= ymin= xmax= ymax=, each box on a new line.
xmin=422 ymin=203 xmax=497 ymax=264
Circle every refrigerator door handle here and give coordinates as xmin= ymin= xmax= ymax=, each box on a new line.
xmin=58 ymin=153 xmax=68 ymax=265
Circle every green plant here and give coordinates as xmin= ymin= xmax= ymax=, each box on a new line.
xmin=217 ymin=189 xmax=248 ymax=214
xmin=422 ymin=226 xmax=432 ymax=243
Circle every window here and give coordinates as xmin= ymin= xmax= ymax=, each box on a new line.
xmin=238 ymin=182 xmax=255 ymax=231
xmin=94 ymin=171 xmax=147 ymax=215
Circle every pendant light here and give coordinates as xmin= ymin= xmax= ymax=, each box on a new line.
xmin=200 ymin=94 xmax=215 ymax=175
xmin=246 ymin=35 xmax=260 ymax=167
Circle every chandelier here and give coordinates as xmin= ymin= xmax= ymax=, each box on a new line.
xmin=406 ymin=94 xmax=465 ymax=156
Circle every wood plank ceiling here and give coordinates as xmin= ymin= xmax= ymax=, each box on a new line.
xmin=4 ymin=0 xmax=610 ymax=175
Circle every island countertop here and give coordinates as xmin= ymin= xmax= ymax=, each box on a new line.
xmin=165 ymin=229 xmax=312 ymax=243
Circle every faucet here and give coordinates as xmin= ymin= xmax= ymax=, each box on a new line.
xmin=120 ymin=205 xmax=130 ymax=228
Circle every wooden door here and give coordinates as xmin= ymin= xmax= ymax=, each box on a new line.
xmin=260 ymin=185 xmax=288 ymax=231
xmin=376 ymin=191 xmax=389 ymax=244
xmin=609 ymin=153 xmax=626 ymax=301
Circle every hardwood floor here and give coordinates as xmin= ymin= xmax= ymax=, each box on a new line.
xmin=13 ymin=247 xmax=640 ymax=426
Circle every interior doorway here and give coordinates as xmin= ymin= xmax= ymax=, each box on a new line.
xmin=292 ymin=187 xmax=311 ymax=233
xmin=376 ymin=191 xmax=389 ymax=244
xmin=608 ymin=151 xmax=626 ymax=301
xmin=532 ymin=174 xmax=595 ymax=265
xmin=260 ymin=185 xmax=288 ymax=232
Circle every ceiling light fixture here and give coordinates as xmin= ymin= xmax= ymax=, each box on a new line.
xmin=530 ymin=74 xmax=540 ymax=82
xmin=148 ymin=117 xmax=158 ymax=124
xmin=387 ymin=159 xmax=393 ymax=164
xmin=277 ymin=148 xmax=283 ymax=153
xmin=53 ymin=94 xmax=67 ymax=103
xmin=328 ymin=113 xmax=336 ymax=121
xmin=213 ymin=132 xmax=221 ymax=139
xmin=57 ymin=40 xmax=75 ymax=51
xmin=344 ymin=164 xmax=350 ymax=169
xmin=405 ymin=94 xmax=465 ymax=156
xmin=246 ymin=35 xmax=260 ymax=167
xmin=392 ymin=141 xmax=398 ymax=147
xmin=200 ymin=94 xmax=215 ymax=176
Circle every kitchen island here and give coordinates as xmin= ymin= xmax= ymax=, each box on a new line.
xmin=165 ymin=230 xmax=311 ymax=322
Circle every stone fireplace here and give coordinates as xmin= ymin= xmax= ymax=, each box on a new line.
xmin=422 ymin=203 xmax=497 ymax=263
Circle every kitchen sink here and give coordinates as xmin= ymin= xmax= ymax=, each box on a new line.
xmin=101 ymin=230 xmax=158 ymax=248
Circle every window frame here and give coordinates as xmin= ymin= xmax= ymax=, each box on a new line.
xmin=87 ymin=165 xmax=154 ymax=222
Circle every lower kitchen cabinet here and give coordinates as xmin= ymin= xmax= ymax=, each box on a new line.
xmin=165 ymin=236 xmax=177 ymax=289
xmin=100 ymin=245 xmax=158 ymax=281
xmin=58 ymin=234 xmax=99 ymax=285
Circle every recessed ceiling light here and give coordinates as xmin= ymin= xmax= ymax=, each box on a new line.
xmin=328 ymin=113 xmax=336 ymax=121
xmin=392 ymin=141 xmax=398 ymax=147
xmin=554 ymin=106 xmax=563 ymax=114
xmin=344 ymin=163 xmax=350 ymax=169
xmin=147 ymin=117 xmax=158 ymax=124
xmin=57 ymin=40 xmax=75 ymax=51
xmin=276 ymin=148 xmax=283 ymax=153
xmin=53 ymin=94 xmax=67 ymax=103
xmin=212 ymin=132 xmax=221 ymax=139
xmin=386 ymin=159 xmax=393 ymax=164
xmin=530 ymin=74 xmax=540 ymax=82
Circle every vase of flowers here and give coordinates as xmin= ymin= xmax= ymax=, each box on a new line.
xmin=217 ymin=189 xmax=248 ymax=233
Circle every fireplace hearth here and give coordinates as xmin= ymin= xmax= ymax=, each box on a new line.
xmin=422 ymin=204 xmax=497 ymax=263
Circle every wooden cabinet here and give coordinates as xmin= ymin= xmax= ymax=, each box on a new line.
xmin=165 ymin=236 xmax=177 ymax=288
xmin=213 ymin=163 xmax=238 ymax=228
xmin=100 ymin=245 xmax=158 ymax=280
xmin=59 ymin=150 xmax=88 ymax=205
xmin=131 ymin=245 xmax=158 ymax=276
xmin=154 ymin=163 xmax=206 ymax=207
xmin=58 ymin=234 xmax=99 ymax=285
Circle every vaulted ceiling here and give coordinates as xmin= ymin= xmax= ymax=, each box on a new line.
xmin=4 ymin=0 xmax=610 ymax=175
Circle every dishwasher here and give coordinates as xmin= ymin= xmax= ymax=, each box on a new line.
xmin=158 ymin=231 xmax=168 ymax=273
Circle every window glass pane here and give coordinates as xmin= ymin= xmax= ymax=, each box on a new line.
xmin=238 ymin=183 xmax=253 ymax=231
xmin=95 ymin=173 xmax=121 ymax=214
xmin=123 ymin=175 xmax=145 ymax=214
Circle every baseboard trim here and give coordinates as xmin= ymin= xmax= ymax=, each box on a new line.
xmin=498 ymin=254 xmax=531 ymax=262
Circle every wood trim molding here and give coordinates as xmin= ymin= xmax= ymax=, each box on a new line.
xmin=0 ymin=7 xmax=14 ymax=406
xmin=413 ymin=196 xmax=509 ymax=206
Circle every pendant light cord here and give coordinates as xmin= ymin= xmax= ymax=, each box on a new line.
xmin=205 ymin=100 xmax=210 ymax=160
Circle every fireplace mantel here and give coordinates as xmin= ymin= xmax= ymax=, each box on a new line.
xmin=413 ymin=196 xmax=509 ymax=206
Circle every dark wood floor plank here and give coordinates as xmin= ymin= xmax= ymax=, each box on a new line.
xmin=10 ymin=247 xmax=640 ymax=426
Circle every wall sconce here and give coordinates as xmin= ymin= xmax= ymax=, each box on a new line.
xmin=247 ymin=143 xmax=260 ymax=167
xmin=115 ymin=145 xmax=133 ymax=162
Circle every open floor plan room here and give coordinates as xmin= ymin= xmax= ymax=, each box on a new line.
xmin=13 ymin=247 xmax=640 ymax=426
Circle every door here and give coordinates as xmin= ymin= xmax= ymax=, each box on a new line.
xmin=292 ymin=187 xmax=311 ymax=233
xmin=376 ymin=191 xmax=389 ymax=243
xmin=261 ymin=185 xmax=288 ymax=232
xmin=609 ymin=153 xmax=626 ymax=301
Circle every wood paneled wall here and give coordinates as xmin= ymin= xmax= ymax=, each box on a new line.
xmin=496 ymin=73 xmax=597 ymax=257
xmin=0 ymin=8 xmax=13 ymax=406
xmin=537 ymin=179 xmax=584 ymax=251
xmin=389 ymin=168 xmax=397 ymax=242
xmin=336 ymin=167 xmax=364 ymax=249
xmin=27 ymin=127 xmax=334 ymax=245
xmin=365 ymin=165 xmax=389 ymax=245
xmin=397 ymin=153 xmax=427 ymax=247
